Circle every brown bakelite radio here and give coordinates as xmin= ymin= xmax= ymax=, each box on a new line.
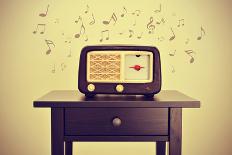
xmin=78 ymin=45 xmax=161 ymax=97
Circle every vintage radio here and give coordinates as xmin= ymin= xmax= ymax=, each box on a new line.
xmin=78 ymin=45 xmax=161 ymax=97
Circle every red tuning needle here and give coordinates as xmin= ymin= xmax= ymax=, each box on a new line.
xmin=129 ymin=65 xmax=144 ymax=71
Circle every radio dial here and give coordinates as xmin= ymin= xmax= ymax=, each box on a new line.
xmin=87 ymin=84 xmax=95 ymax=92
xmin=116 ymin=84 xmax=124 ymax=92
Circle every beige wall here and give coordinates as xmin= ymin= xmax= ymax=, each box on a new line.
xmin=0 ymin=0 xmax=231 ymax=155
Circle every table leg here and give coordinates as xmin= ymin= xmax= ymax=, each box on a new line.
xmin=51 ymin=108 xmax=64 ymax=155
xmin=169 ymin=108 xmax=182 ymax=155
xmin=156 ymin=141 xmax=166 ymax=155
xmin=65 ymin=141 xmax=73 ymax=155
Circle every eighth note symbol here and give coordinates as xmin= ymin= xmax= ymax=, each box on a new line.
xmin=197 ymin=26 xmax=206 ymax=40
xmin=169 ymin=50 xmax=176 ymax=56
xmin=45 ymin=39 xmax=55 ymax=55
xmin=84 ymin=5 xmax=89 ymax=14
xmin=185 ymin=50 xmax=196 ymax=63
xmin=121 ymin=7 xmax=127 ymax=17
xmin=89 ymin=13 xmax=95 ymax=25
xmin=128 ymin=29 xmax=134 ymax=38
xmin=169 ymin=27 xmax=176 ymax=41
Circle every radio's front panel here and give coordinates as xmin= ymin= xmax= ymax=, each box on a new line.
xmin=87 ymin=51 xmax=153 ymax=83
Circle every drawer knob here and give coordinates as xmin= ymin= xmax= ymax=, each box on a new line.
xmin=112 ymin=117 xmax=122 ymax=127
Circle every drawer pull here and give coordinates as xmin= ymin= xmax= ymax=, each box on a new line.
xmin=112 ymin=117 xmax=122 ymax=127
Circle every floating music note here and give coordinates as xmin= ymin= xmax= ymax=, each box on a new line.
xmin=75 ymin=24 xmax=86 ymax=38
xmin=137 ymin=32 xmax=143 ymax=39
xmin=197 ymin=26 xmax=206 ymax=40
xmin=89 ymin=13 xmax=95 ymax=25
xmin=154 ymin=4 xmax=161 ymax=13
xmin=169 ymin=28 xmax=176 ymax=41
xmin=131 ymin=10 xmax=141 ymax=16
xmin=61 ymin=63 xmax=67 ymax=71
xmin=169 ymin=50 xmax=176 ymax=56
xmin=177 ymin=19 xmax=185 ymax=27
xmin=45 ymin=39 xmax=55 ymax=55
xmin=121 ymin=7 xmax=127 ymax=17
xmin=185 ymin=50 xmax=196 ymax=63
xmin=67 ymin=49 xmax=72 ymax=58
xmin=99 ymin=30 xmax=109 ymax=42
xmin=171 ymin=65 xmax=175 ymax=73
xmin=158 ymin=36 xmax=165 ymax=42
xmin=54 ymin=18 xmax=59 ymax=24
xmin=129 ymin=29 xmax=134 ymax=38
xmin=51 ymin=64 xmax=55 ymax=73
xmin=75 ymin=16 xmax=83 ymax=24
xmin=84 ymin=5 xmax=89 ymax=14
xmin=33 ymin=24 xmax=46 ymax=34
xmin=39 ymin=5 xmax=49 ymax=17
xmin=147 ymin=17 xmax=155 ymax=34
xmin=133 ymin=20 xmax=136 ymax=26
xmin=185 ymin=38 xmax=190 ymax=44
xmin=103 ymin=13 xmax=117 ymax=25
xmin=84 ymin=35 xmax=88 ymax=42
xmin=156 ymin=18 xmax=165 ymax=25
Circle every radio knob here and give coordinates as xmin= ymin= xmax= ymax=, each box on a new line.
xmin=116 ymin=84 xmax=124 ymax=92
xmin=112 ymin=117 xmax=122 ymax=127
xmin=87 ymin=84 xmax=95 ymax=92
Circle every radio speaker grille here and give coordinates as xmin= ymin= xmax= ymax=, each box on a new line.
xmin=89 ymin=54 xmax=121 ymax=81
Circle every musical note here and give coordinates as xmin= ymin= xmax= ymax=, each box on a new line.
xmin=54 ymin=18 xmax=59 ymax=24
xmin=169 ymin=50 xmax=176 ymax=56
xmin=131 ymin=10 xmax=141 ymax=16
xmin=137 ymin=32 xmax=143 ymax=39
xmin=39 ymin=5 xmax=49 ymax=17
xmin=133 ymin=20 xmax=136 ymax=26
xmin=75 ymin=24 xmax=86 ymax=38
xmin=169 ymin=27 xmax=176 ymax=41
xmin=147 ymin=17 xmax=155 ymax=34
xmin=45 ymin=39 xmax=55 ymax=55
xmin=89 ymin=13 xmax=95 ymax=25
xmin=103 ymin=13 xmax=117 ymax=25
xmin=61 ymin=63 xmax=67 ymax=71
xmin=75 ymin=16 xmax=83 ymax=24
xmin=119 ymin=31 xmax=124 ymax=35
xmin=84 ymin=35 xmax=88 ymax=42
xmin=121 ymin=7 xmax=127 ymax=17
xmin=158 ymin=36 xmax=165 ymax=42
xmin=185 ymin=38 xmax=190 ymax=44
xmin=65 ymin=37 xmax=72 ymax=44
xmin=177 ymin=19 xmax=185 ymax=27
xmin=33 ymin=24 xmax=46 ymax=34
xmin=156 ymin=18 xmax=165 ymax=25
xmin=67 ymin=49 xmax=72 ymax=58
xmin=185 ymin=50 xmax=196 ymax=63
xmin=99 ymin=30 xmax=109 ymax=42
xmin=197 ymin=26 xmax=206 ymax=40
xmin=51 ymin=64 xmax=55 ymax=73
xmin=171 ymin=65 xmax=175 ymax=73
xmin=129 ymin=29 xmax=134 ymax=38
xmin=84 ymin=5 xmax=89 ymax=14
xmin=154 ymin=4 xmax=161 ymax=13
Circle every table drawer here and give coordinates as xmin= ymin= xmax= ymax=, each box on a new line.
xmin=65 ymin=108 xmax=168 ymax=136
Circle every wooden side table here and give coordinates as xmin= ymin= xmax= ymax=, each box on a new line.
xmin=33 ymin=90 xmax=200 ymax=155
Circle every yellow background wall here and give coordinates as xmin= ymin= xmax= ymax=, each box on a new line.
xmin=0 ymin=0 xmax=231 ymax=155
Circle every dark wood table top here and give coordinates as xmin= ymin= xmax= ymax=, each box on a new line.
xmin=33 ymin=90 xmax=200 ymax=108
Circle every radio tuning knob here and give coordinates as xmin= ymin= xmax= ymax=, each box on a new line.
xmin=87 ymin=84 xmax=95 ymax=92
xmin=116 ymin=84 xmax=124 ymax=92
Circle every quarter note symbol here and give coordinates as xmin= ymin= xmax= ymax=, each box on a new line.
xmin=84 ymin=5 xmax=89 ymax=14
xmin=177 ymin=19 xmax=184 ymax=27
xmin=33 ymin=24 xmax=46 ymax=34
xmin=45 ymin=39 xmax=55 ymax=55
xmin=185 ymin=50 xmax=196 ymax=63
xmin=154 ymin=4 xmax=161 ymax=13
xmin=121 ymin=7 xmax=127 ymax=17
xmin=67 ymin=49 xmax=72 ymax=58
xmin=197 ymin=26 xmax=206 ymax=40
xmin=75 ymin=24 xmax=86 ymax=38
xmin=128 ymin=29 xmax=134 ymax=38
xmin=39 ymin=5 xmax=49 ymax=17
xmin=169 ymin=27 xmax=176 ymax=41
xmin=147 ymin=17 xmax=155 ymax=34
xmin=99 ymin=30 xmax=109 ymax=42
xmin=103 ymin=13 xmax=117 ymax=25
xmin=89 ymin=13 xmax=95 ymax=25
